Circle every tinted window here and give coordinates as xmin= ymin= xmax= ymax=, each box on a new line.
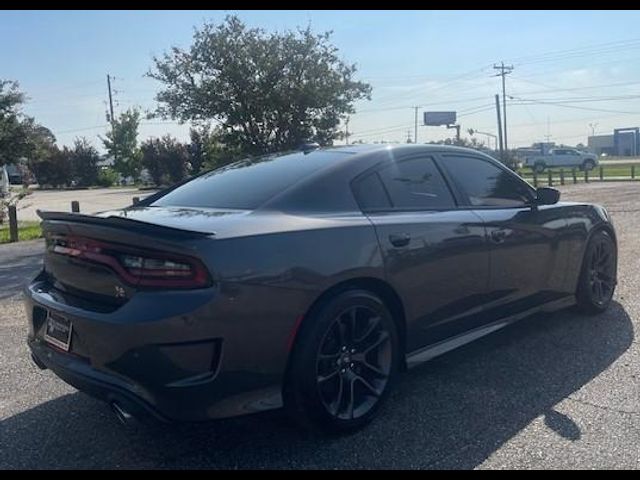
xmin=377 ymin=156 xmax=455 ymax=210
xmin=442 ymin=155 xmax=534 ymax=207
xmin=352 ymin=172 xmax=392 ymax=211
xmin=152 ymin=150 xmax=351 ymax=210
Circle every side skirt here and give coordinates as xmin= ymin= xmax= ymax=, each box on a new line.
xmin=405 ymin=296 xmax=576 ymax=369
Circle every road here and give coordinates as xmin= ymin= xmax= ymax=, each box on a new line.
xmin=1 ymin=182 xmax=639 ymax=469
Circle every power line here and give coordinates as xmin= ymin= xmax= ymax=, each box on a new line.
xmin=508 ymin=37 xmax=640 ymax=65
xmin=510 ymin=96 xmax=639 ymax=115
xmin=54 ymin=124 xmax=109 ymax=135
xmin=511 ymin=77 xmax=640 ymax=95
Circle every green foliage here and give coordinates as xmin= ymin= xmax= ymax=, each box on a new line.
xmin=141 ymin=135 xmax=190 ymax=186
xmin=96 ymin=167 xmax=118 ymax=187
xmin=148 ymin=15 xmax=371 ymax=156
xmin=101 ymin=108 xmax=142 ymax=180
xmin=29 ymin=138 xmax=100 ymax=188
xmin=0 ymin=80 xmax=56 ymax=168
xmin=0 ymin=222 xmax=42 ymax=243
xmin=29 ymin=146 xmax=72 ymax=188
xmin=189 ymin=124 xmax=242 ymax=173
xmin=69 ymin=137 xmax=100 ymax=187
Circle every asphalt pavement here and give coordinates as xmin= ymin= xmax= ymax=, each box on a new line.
xmin=1 ymin=182 xmax=638 ymax=469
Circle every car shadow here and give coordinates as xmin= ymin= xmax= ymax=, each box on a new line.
xmin=0 ymin=301 xmax=633 ymax=469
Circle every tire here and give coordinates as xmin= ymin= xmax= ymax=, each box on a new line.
xmin=582 ymin=159 xmax=596 ymax=171
xmin=533 ymin=162 xmax=546 ymax=174
xmin=284 ymin=289 xmax=400 ymax=433
xmin=576 ymin=230 xmax=617 ymax=314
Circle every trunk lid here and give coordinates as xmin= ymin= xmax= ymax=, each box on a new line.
xmin=38 ymin=209 xmax=215 ymax=306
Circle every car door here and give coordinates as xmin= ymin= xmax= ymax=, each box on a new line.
xmin=567 ymin=149 xmax=581 ymax=167
xmin=351 ymin=153 xmax=490 ymax=352
xmin=437 ymin=153 xmax=569 ymax=320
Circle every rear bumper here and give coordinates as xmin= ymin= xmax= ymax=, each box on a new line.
xmin=23 ymin=274 xmax=302 ymax=422
xmin=28 ymin=339 xmax=169 ymax=425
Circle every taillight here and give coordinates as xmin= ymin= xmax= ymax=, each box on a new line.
xmin=49 ymin=235 xmax=211 ymax=289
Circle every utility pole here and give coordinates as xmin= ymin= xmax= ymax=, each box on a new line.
xmin=106 ymin=74 xmax=117 ymax=165
xmin=544 ymin=116 xmax=552 ymax=144
xmin=493 ymin=62 xmax=513 ymax=151
xmin=345 ymin=117 xmax=350 ymax=145
xmin=495 ymin=94 xmax=504 ymax=160
xmin=106 ymin=74 xmax=115 ymax=125
xmin=414 ymin=106 xmax=419 ymax=144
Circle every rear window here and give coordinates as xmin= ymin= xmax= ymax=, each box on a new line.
xmin=151 ymin=150 xmax=351 ymax=210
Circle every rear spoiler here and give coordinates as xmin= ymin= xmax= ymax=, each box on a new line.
xmin=37 ymin=210 xmax=215 ymax=239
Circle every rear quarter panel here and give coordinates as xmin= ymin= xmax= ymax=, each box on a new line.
xmin=201 ymin=213 xmax=384 ymax=386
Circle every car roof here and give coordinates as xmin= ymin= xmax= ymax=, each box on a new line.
xmin=324 ymin=143 xmax=490 ymax=157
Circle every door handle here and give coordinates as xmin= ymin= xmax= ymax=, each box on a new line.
xmin=389 ymin=233 xmax=411 ymax=247
xmin=490 ymin=229 xmax=508 ymax=244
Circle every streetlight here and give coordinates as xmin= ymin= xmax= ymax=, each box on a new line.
xmin=468 ymin=128 xmax=498 ymax=151
xmin=588 ymin=122 xmax=599 ymax=137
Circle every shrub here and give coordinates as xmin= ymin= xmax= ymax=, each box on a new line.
xmin=69 ymin=137 xmax=100 ymax=187
xmin=141 ymin=135 xmax=190 ymax=186
xmin=96 ymin=167 xmax=118 ymax=187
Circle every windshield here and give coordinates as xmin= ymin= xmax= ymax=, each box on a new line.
xmin=151 ymin=150 xmax=351 ymax=210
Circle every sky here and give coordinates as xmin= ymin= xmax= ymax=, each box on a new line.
xmin=3 ymin=10 xmax=640 ymax=152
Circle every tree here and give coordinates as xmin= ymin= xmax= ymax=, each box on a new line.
xmin=188 ymin=124 xmax=242 ymax=173
xmin=148 ymin=15 xmax=371 ymax=156
xmin=69 ymin=137 xmax=100 ymax=187
xmin=29 ymin=145 xmax=72 ymax=188
xmin=141 ymin=135 xmax=190 ymax=186
xmin=102 ymin=108 xmax=142 ymax=181
xmin=0 ymin=80 xmax=55 ymax=168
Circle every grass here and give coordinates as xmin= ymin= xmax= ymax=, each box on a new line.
xmin=0 ymin=221 xmax=43 ymax=244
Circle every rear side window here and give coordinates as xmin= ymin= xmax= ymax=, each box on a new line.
xmin=441 ymin=155 xmax=534 ymax=207
xmin=151 ymin=150 xmax=351 ymax=210
xmin=376 ymin=156 xmax=455 ymax=210
xmin=352 ymin=172 xmax=392 ymax=211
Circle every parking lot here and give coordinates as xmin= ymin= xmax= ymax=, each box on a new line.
xmin=11 ymin=187 xmax=156 ymax=222
xmin=1 ymin=182 xmax=639 ymax=469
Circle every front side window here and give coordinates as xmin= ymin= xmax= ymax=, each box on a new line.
xmin=376 ymin=156 xmax=455 ymax=210
xmin=441 ymin=155 xmax=534 ymax=208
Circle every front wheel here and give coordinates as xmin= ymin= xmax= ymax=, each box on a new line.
xmin=582 ymin=160 xmax=596 ymax=171
xmin=576 ymin=230 xmax=617 ymax=314
xmin=284 ymin=289 xmax=400 ymax=433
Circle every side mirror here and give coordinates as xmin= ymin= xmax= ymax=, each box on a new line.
xmin=535 ymin=187 xmax=560 ymax=206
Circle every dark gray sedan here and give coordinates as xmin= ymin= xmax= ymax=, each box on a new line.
xmin=25 ymin=144 xmax=617 ymax=432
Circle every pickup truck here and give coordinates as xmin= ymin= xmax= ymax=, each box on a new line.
xmin=523 ymin=148 xmax=598 ymax=173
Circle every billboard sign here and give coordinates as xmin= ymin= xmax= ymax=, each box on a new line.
xmin=424 ymin=111 xmax=456 ymax=126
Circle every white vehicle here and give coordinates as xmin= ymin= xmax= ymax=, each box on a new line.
xmin=524 ymin=148 xmax=598 ymax=173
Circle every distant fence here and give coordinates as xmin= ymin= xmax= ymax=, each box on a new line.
xmin=3 ymin=196 xmax=141 ymax=244
xmin=516 ymin=165 xmax=638 ymax=188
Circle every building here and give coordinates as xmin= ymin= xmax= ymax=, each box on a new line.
xmin=588 ymin=128 xmax=640 ymax=156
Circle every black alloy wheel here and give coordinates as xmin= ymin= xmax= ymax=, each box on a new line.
xmin=284 ymin=289 xmax=399 ymax=433
xmin=316 ymin=305 xmax=392 ymax=420
xmin=577 ymin=230 xmax=617 ymax=314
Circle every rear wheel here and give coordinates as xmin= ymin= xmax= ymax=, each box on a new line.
xmin=533 ymin=162 xmax=546 ymax=174
xmin=576 ymin=230 xmax=617 ymax=314
xmin=284 ymin=289 xmax=399 ymax=433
